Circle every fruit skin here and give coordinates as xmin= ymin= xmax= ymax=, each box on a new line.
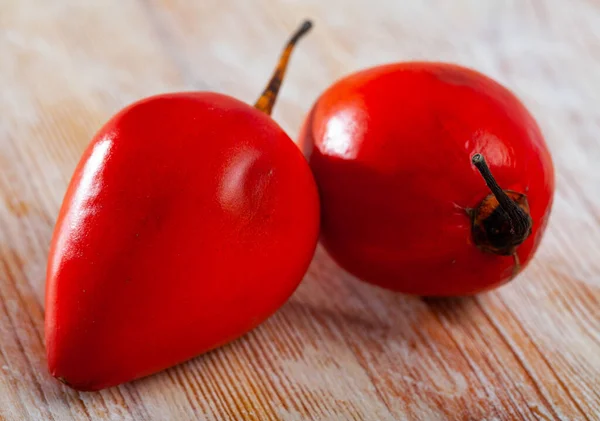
xmin=46 ymin=92 xmax=320 ymax=391
xmin=299 ymin=62 xmax=555 ymax=296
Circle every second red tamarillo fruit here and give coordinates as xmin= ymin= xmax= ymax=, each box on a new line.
xmin=299 ymin=62 xmax=555 ymax=296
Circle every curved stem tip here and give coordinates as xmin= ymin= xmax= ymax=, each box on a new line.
xmin=254 ymin=20 xmax=313 ymax=115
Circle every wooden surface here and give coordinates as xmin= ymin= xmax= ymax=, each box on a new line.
xmin=1 ymin=1 xmax=599 ymax=420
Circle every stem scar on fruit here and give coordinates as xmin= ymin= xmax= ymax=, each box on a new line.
xmin=255 ymin=20 xmax=313 ymax=115
xmin=468 ymin=153 xmax=533 ymax=274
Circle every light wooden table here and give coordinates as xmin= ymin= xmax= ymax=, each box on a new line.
xmin=1 ymin=1 xmax=599 ymax=420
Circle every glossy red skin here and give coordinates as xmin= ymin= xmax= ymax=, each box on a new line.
xmin=46 ymin=92 xmax=320 ymax=391
xmin=299 ymin=62 xmax=554 ymax=296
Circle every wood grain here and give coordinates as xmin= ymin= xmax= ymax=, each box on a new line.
xmin=1 ymin=0 xmax=599 ymax=420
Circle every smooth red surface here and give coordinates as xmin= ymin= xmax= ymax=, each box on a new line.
xmin=299 ymin=62 xmax=555 ymax=296
xmin=46 ymin=92 xmax=320 ymax=391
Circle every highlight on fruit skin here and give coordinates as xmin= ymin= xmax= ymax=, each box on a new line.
xmin=298 ymin=61 xmax=555 ymax=296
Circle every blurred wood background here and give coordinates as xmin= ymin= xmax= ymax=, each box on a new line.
xmin=1 ymin=0 xmax=599 ymax=420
